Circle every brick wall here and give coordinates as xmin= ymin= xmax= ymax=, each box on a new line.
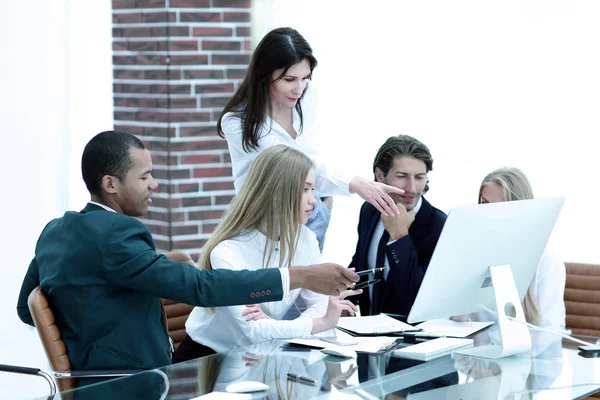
xmin=112 ymin=0 xmax=251 ymax=261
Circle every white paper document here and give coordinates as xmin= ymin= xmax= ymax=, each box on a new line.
xmin=414 ymin=319 xmax=493 ymax=338
xmin=336 ymin=314 xmax=417 ymax=335
xmin=283 ymin=335 xmax=399 ymax=354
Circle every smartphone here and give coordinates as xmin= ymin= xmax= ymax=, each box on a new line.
xmin=578 ymin=345 xmax=600 ymax=354
xmin=355 ymin=279 xmax=381 ymax=290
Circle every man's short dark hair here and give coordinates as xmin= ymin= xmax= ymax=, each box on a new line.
xmin=82 ymin=130 xmax=146 ymax=197
xmin=373 ymin=135 xmax=434 ymax=193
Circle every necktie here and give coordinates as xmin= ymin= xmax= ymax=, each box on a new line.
xmin=371 ymin=229 xmax=390 ymax=315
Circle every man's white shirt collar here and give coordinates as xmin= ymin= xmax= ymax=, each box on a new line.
xmin=89 ymin=201 xmax=117 ymax=213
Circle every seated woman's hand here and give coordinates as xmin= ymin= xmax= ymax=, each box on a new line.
xmin=312 ymin=289 xmax=362 ymax=334
xmin=242 ymin=304 xmax=271 ymax=321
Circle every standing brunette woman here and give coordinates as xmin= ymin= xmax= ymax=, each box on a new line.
xmin=217 ymin=27 xmax=403 ymax=250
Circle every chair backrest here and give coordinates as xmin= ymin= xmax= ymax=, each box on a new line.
xmin=162 ymin=251 xmax=196 ymax=350
xmin=564 ymin=262 xmax=600 ymax=336
xmin=28 ymin=286 xmax=76 ymax=391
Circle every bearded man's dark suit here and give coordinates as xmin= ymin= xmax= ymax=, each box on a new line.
xmin=349 ymin=197 xmax=447 ymax=317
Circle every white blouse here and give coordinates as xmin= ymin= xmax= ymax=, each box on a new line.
xmin=221 ymin=110 xmax=351 ymax=196
xmin=185 ymin=226 xmax=328 ymax=352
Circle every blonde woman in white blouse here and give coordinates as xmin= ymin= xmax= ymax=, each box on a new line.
xmin=477 ymin=167 xmax=566 ymax=332
xmin=172 ymin=145 xmax=361 ymax=362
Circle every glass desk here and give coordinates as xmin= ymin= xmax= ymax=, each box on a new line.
xmin=35 ymin=328 xmax=600 ymax=400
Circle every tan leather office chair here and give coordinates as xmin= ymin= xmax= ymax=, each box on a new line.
xmin=161 ymin=251 xmax=196 ymax=350
xmin=564 ymin=262 xmax=600 ymax=337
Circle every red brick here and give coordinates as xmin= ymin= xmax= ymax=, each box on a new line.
xmin=169 ymin=111 xmax=211 ymax=123
xmin=179 ymin=126 xmax=218 ymax=137
xmin=200 ymin=96 xmax=229 ymax=108
xmin=235 ymin=26 xmax=251 ymax=37
xmin=115 ymin=124 xmax=145 ymax=136
xmin=202 ymin=40 xmax=241 ymax=51
xmin=194 ymin=166 xmax=232 ymax=178
xmin=170 ymin=0 xmax=210 ymax=7
xmin=188 ymin=210 xmax=224 ymax=220
xmin=180 ymin=12 xmax=221 ymax=23
xmin=170 ymin=139 xmax=228 ymax=152
xmin=113 ymin=54 xmax=165 ymax=66
xmin=215 ymin=195 xmax=234 ymax=205
xmin=146 ymin=223 xmax=170 ymax=236
xmin=195 ymin=83 xmax=234 ymax=94
xmin=153 ymin=239 xmax=170 ymax=252
xmin=149 ymin=154 xmax=178 ymax=165
xmin=168 ymin=40 xmax=199 ymax=51
xmin=114 ymin=97 xmax=158 ymax=108
xmin=113 ymin=83 xmax=191 ymax=95
xmin=213 ymin=0 xmax=250 ymax=7
xmin=151 ymin=197 xmax=182 ymax=208
xmin=226 ymin=68 xmax=247 ymax=79
xmin=177 ymin=183 xmax=200 ymax=193
xmin=182 ymin=69 xmax=225 ymax=79
xmin=223 ymin=12 xmax=250 ymax=22
xmin=193 ymin=27 xmax=233 ymax=37
xmin=181 ymin=154 xmax=222 ymax=164
xmin=144 ymin=127 xmax=176 ymax=137
xmin=113 ymin=0 xmax=166 ymax=9
xmin=172 ymin=239 xmax=207 ymax=249
xmin=112 ymin=11 xmax=176 ymax=24
xmin=168 ymin=54 xmax=209 ymax=66
xmin=157 ymin=97 xmax=197 ymax=109
xmin=172 ymin=225 xmax=200 ymax=236
xmin=203 ymin=180 xmax=234 ymax=191
xmin=113 ymin=69 xmax=180 ymax=80
xmin=153 ymin=168 xmax=192 ymax=180
xmin=182 ymin=196 xmax=212 ymax=207
xmin=212 ymin=53 xmax=250 ymax=65
xmin=243 ymin=40 xmax=251 ymax=51
xmin=145 ymin=210 xmax=169 ymax=222
xmin=202 ymin=222 xmax=218 ymax=234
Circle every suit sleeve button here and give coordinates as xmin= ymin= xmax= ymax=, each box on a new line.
xmin=250 ymin=292 xmax=255 ymax=298
xmin=261 ymin=291 xmax=266 ymax=296
xmin=266 ymin=290 xmax=271 ymax=295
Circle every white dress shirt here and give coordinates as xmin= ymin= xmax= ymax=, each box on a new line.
xmin=222 ymin=110 xmax=351 ymax=196
xmin=185 ymin=226 xmax=328 ymax=352
xmin=366 ymin=197 xmax=423 ymax=299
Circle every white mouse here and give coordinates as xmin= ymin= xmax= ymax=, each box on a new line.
xmin=320 ymin=347 xmax=357 ymax=358
xmin=225 ymin=380 xmax=270 ymax=393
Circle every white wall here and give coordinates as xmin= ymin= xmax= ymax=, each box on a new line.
xmin=0 ymin=1 xmax=112 ymax=398
xmin=254 ymin=0 xmax=600 ymax=266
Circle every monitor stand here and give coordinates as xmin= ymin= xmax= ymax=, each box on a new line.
xmin=455 ymin=264 xmax=532 ymax=359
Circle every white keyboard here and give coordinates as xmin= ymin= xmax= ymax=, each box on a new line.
xmin=393 ymin=337 xmax=473 ymax=361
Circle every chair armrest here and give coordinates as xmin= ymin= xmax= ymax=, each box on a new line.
xmin=0 ymin=364 xmax=57 ymax=397
xmin=55 ymin=369 xmax=147 ymax=378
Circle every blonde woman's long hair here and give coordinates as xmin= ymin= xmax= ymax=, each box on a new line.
xmin=200 ymin=144 xmax=315 ymax=272
xmin=479 ymin=167 xmax=541 ymax=325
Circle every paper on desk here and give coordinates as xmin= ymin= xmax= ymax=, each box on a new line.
xmin=190 ymin=393 xmax=251 ymax=400
xmin=337 ymin=314 xmax=417 ymax=335
xmin=283 ymin=336 xmax=398 ymax=353
xmin=414 ymin=319 xmax=493 ymax=338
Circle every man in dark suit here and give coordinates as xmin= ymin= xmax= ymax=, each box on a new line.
xmin=17 ymin=130 xmax=358 ymax=375
xmin=349 ymin=135 xmax=446 ymax=317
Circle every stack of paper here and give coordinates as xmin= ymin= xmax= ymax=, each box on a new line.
xmin=336 ymin=314 xmax=418 ymax=335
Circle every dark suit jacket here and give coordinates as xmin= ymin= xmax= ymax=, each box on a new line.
xmin=349 ymin=197 xmax=447 ymax=316
xmin=17 ymin=203 xmax=284 ymax=371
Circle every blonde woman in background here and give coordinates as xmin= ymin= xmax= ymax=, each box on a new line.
xmin=476 ymin=167 xmax=566 ymax=331
xmin=172 ymin=145 xmax=361 ymax=362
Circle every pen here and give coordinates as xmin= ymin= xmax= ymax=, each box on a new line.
xmin=354 ymin=279 xmax=381 ymax=290
xmin=287 ymin=372 xmax=317 ymax=386
xmin=356 ymin=267 xmax=386 ymax=276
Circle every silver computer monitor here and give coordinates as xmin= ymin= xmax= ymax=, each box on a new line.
xmin=408 ymin=197 xmax=564 ymax=324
